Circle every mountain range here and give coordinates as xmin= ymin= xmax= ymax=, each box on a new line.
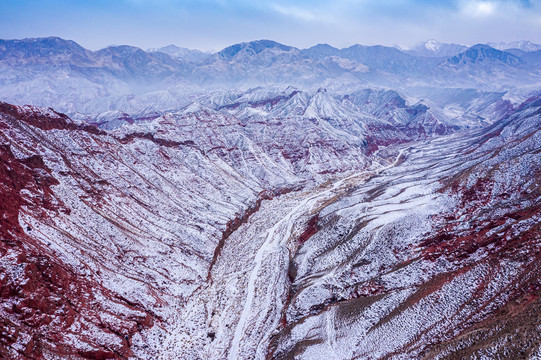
xmin=1 ymin=37 xmax=541 ymax=117
xmin=0 ymin=36 xmax=540 ymax=359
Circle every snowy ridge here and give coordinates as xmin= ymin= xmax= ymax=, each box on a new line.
xmin=0 ymin=94 xmax=540 ymax=358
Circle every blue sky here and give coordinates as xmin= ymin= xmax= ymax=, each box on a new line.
xmin=1 ymin=0 xmax=540 ymax=51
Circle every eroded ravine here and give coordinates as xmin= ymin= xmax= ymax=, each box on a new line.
xmin=164 ymin=123 xmax=540 ymax=360
xmin=2 ymin=97 xmax=539 ymax=359
xmin=159 ymin=146 xmax=411 ymax=359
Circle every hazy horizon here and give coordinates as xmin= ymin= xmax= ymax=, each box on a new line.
xmin=1 ymin=0 xmax=541 ymax=52
xmin=2 ymin=35 xmax=540 ymax=54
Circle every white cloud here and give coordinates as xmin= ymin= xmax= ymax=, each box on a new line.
xmin=461 ymin=1 xmax=497 ymax=17
xmin=271 ymin=4 xmax=317 ymax=21
xmin=269 ymin=2 xmax=339 ymax=23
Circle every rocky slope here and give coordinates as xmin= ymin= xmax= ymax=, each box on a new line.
xmin=268 ymin=98 xmax=541 ymax=359
xmin=0 ymin=97 xmax=374 ymax=358
xmin=0 ymin=90 xmax=539 ymax=359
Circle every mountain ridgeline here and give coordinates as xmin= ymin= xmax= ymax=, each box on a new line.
xmin=1 ymin=37 xmax=541 ymax=114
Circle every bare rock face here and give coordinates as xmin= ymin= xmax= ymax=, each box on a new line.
xmin=0 ymin=140 xmax=152 ymax=359
xmin=0 ymin=92 xmax=539 ymax=360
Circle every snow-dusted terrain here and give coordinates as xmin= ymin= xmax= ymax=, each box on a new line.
xmin=0 ymin=37 xmax=540 ymax=359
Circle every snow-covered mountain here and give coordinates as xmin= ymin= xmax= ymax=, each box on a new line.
xmin=431 ymin=44 xmax=541 ymax=90
xmin=406 ymin=39 xmax=468 ymax=57
xmin=1 ymin=36 xmax=541 ymax=359
xmin=215 ymin=39 xmax=295 ymax=61
xmin=488 ymin=40 xmax=541 ymax=52
xmin=301 ymin=43 xmax=341 ymax=59
xmin=445 ymin=44 xmax=522 ymax=65
xmin=0 ymin=36 xmax=93 ymax=65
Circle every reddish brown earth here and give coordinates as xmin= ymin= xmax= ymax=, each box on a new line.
xmin=0 ymin=106 xmax=153 ymax=359
xmin=0 ymin=97 xmax=539 ymax=359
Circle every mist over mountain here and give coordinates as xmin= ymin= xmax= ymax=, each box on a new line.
xmin=1 ymin=37 xmax=540 ymax=121
xmin=487 ymin=40 xmax=541 ymax=52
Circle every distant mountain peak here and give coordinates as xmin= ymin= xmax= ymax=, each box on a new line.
xmin=487 ymin=40 xmax=541 ymax=52
xmin=217 ymin=39 xmax=293 ymax=59
xmin=470 ymin=43 xmax=493 ymax=50
xmin=19 ymin=36 xmax=75 ymax=44
xmin=157 ymin=44 xmax=181 ymax=51
xmin=309 ymin=43 xmax=338 ymax=51
xmin=1 ymin=36 xmax=84 ymax=50
xmin=424 ymin=39 xmax=441 ymax=51
xmin=447 ymin=44 xmax=522 ymax=66
xmin=407 ymin=40 xmax=468 ymax=58
xmin=301 ymin=43 xmax=340 ymax=59
xmin=0 ymin=36 xmax=90 ymax=64
xmin=147 ymin=44 xmax=209 ymax=63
